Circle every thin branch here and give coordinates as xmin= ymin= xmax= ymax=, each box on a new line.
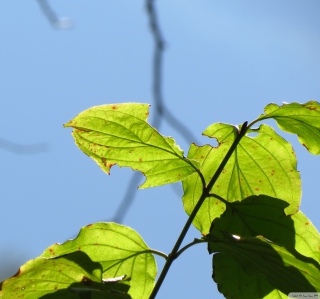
xmin=36 ymin=0 xmax=72 ymax=29
xmin=146 ymin=0 xmax=198 ymax=143
xmin=174 ymin=238 xmax=206 ymax=260
xmin=0 ymin=138 xmax=49 ymax=154
xmin=112 ymin=172 xmax=142 ymax=223
xmin=208 ymin=193 xmax=233 ymax=208
xmin=112 ymin=0 xmax=199 ymax=223
xmin=148 ymin=122 xmax=248 ymax=299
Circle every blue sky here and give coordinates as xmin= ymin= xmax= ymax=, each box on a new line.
xmin=0 ymin=1 xmax=320 ymax=298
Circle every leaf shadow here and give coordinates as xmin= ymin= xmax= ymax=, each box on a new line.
xmin=39 ymin=251 xmax=131 ymax=299
xmin=208 ymin=195 xmax=320 ymax=296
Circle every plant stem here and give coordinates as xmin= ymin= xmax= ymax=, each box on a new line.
xmin=148 ymin=121 xmax=248 ymax=299
xmin=175 ymin=238 xmax=207 ymax=259
xmin=148 ymin=249 xmax=169 ymax=260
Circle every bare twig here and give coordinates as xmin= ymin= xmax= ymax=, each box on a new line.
xmin=112 ymin=173 xmax=142 ymax=223
xmin=146 ymin=0 xmax=198 ymax=142
xmin=112 ymin=0 xmax=199 ymax=223
xmin=36 ymin=0 xmax=72 ymax=29
xmin=0 ymin=138 xmax=48 ymax=154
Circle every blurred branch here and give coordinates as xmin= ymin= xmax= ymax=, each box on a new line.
xmin=146 ymin=0 xmax=198 ymax=141
xmin=36 ymin=0 xmax=72 ymax=29
xmin=112 ymin=0 xmax=198 ymax=223
xmin=112 ymin=172 xmax=142 ymax=223
xmin=0 ymin=138 xmax=49 ymax=154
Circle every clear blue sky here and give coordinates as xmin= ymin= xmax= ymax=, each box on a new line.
xmin=0 ymin=1 xmax=320 ymax=298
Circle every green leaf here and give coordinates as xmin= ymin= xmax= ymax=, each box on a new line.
xmin=207 ymin=196 xmax=320 ymax=298
xmin=182 ymin=123 xmax=301 ymax=234
xmin=64 ymin=103 xmax=198 ymax=188
xmin=209 ymin=195 xmax=320 ymax=263
xmin=41 ymin=222 xmax=157 ymax=299
xmin=0 ymin=251 xmax=130 ymax=299
xmin=257 ymin=101 xmax=320 ymax=154
xmin=208 ymin=235 xmax=320 ymax=298
xmin=211 ymin=253 xmax=288 ymax=299
xmin=68 ymin=275 xmax=130 ymax=299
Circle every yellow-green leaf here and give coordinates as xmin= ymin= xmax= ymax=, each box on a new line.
xmin=258 ymin=101 xmax=320 ymax=154
xmin=0 ymin=251 xmax=130 ymax=299
xmin=64 ymin=103 xmax=198 ymax=188
xmin=183 ymin=124 xmax=301 ymax=234
xmin=42 ymin=222 xmax=157 ymax=299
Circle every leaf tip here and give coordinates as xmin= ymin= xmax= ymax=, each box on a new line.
xmin=101 ymin=158 xmax=114 ymax=173
xmin=63 ymin=120 xmax=74 ymax=128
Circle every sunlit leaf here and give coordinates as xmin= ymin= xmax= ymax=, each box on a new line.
xmin=64 ymin=103 xmax=198 ymax=188
xmin=258 ymin=101 xmax=320 ymax=154
xmin=0 ymin=251 xmax=130 ymax=299
xmin=208 ymin=235 xmax=320 ymax=298
xmin=42 ymin=222 xmax=157 ymax=299
xmin=182 ymin=123 xmax=301 ymax=234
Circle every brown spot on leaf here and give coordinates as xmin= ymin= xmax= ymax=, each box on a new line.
xmin=255 ymin=188 xmax=260 ymax=191
xmin=307 ymin=106 xmax=317 ymax=110
xmin=49 ymin=248 xmax=55 ymax=255
xmin=86 ymin=223 xmax=93 ymax=227
xmin=112 ymin=105 xmax=117 ymax=110
xmin=107 ymin=163 xmax=115 ymax=169
xmin=101 ymin=158 xmax=107 ymax=167
xmin=78 ymin=247 xmax=81 ymax=251
xmin=139 ymin=158 xmax=143 ymax=162
xmin=305 ymin=222 xmax=309 ymax=225
xmin=54 ymin=286 xmax=58 ymax=290
xmin=302 ymin=143 xmax=309 ymax=150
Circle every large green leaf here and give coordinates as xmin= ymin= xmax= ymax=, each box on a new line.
xmin=0 ymin=251 xmax=130 ymax=299
xmin=182 ymin=123 xmax=301 ymax=234
xmin=41 ymin=222 xmax=157 ymax=299
xmin=64 ymin=103 xmax=198 ymax=188
xmin=208 ymin=195 xmax=320 ymax=263
xmin=207 ymin=196 xmax=320 ymax=298
xmin=257 ymin=101 xmax=320 ymax=154
xmin=208 ymin=235 xmax=320 ymax=298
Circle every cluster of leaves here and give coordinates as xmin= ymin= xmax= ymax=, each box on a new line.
xmin=1 ymin=101 xmax=320 ymax=299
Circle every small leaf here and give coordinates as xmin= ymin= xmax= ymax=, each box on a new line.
xmin=209 ymin=236 xmax=320 ymax=298
xmin=64 ymin=103 xmax=198 ymax=188
xmin=0 ymin=251 xmax=130 ymax=299
xmin=182 ymin=123 xmax=301 ymax=234
xmin=258 ymin=101 xmax=320 ymax=154
xmin=42 ymin=222 xmax=157 ymax=299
